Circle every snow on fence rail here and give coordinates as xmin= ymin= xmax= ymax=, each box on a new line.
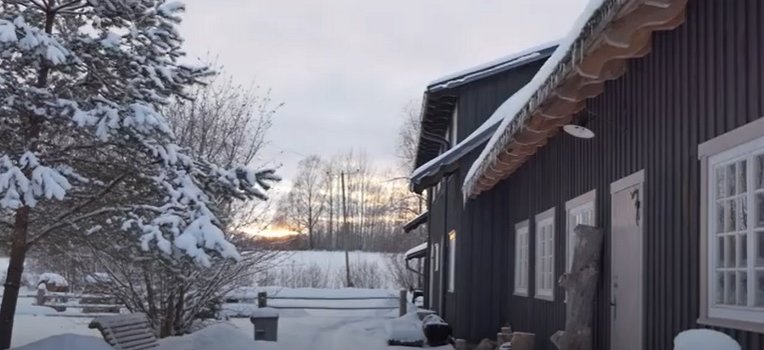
xmin=222 ymin=289 xmax=408 ymax=317
xmin=20 ymin=289 xmax=123 ymax=315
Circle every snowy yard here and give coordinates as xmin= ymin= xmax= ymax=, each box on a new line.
xmin=14 ymin=310 xmax=452 ymax=350
xmin=11 ymin=287 xmax=449 ymax=350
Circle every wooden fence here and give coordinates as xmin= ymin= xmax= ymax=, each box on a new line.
xmin=26 ymin=289 xmax=409 ymax=317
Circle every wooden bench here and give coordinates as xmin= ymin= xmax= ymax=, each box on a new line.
xmin=89 ymin=313 xmax=159 ymax=349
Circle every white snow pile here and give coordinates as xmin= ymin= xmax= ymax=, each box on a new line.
xmin=36 ymin=273 xmax=68 ymax=288
xmin=159 ymin=323 xmax=258 ymax=350
xmin=673 ymin=329 xmax=740 ymax=350
xmin=227 ymin=286 xmax=397 ymax=300
xmin=84 ymin=272 xmax=111 ymax=284
xmin=14 ymin=334 xmax=112 ymax=350
xmin=463 ymin=0 xmax=606 ymax=197
xmin=385 ymin=311 xmax=426 ymax=344
xmin=250 ymin=307 xmax=280 ymax=318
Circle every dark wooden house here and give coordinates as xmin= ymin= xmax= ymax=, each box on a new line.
xmin=408 ymin=0 xmax=764 ymax=349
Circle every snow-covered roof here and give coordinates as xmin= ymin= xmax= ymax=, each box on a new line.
xmin=402 ymin=211 xmax=429 ymax=233
xmin=413 ymin=41 xmax=558 ymax=170
xmin=428 ymin=41 xmax=558 ymax=92
xmin=405 ymin=242 xmax=427 ymax=260
xmin=410 ymin=106 xmax=504 ymax=192
xmin=463 ymin=0 xmax=689 ymax=197
xmin=463 ymin=0 xmax=608 ymax=197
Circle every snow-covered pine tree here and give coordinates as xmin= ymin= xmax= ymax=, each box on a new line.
xmin=0 ymin=1 xmax=278 ymax=347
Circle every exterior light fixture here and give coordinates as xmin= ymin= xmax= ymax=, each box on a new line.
xmin=563 ymin=110 xmax=596 ymax=139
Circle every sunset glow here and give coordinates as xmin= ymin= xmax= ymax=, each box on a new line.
xmin=245 ymin=225 xmax=301 ymax=238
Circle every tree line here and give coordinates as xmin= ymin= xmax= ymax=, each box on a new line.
xmin=273 ymin=149 xmax=426 ymax=253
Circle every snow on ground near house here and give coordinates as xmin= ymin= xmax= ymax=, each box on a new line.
xmin=15 ymin=334 xmax=112 ymax=350
xmin=161 ymin=316 xmax=450 ymax=350
xmin=8 ymin=286 xmax=428 ymax=349
xmin=12 ymin=310 xmax=451 ymax=350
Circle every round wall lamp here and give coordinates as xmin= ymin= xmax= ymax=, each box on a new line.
xmin=563 ymin=111 xmax=596 ymax=139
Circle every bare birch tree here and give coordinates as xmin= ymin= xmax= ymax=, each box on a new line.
xmin=276 ymin=155 xmax=325 ymax=249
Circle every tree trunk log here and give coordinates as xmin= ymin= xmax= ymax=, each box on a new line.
xmin=0 ymin=207 xmax=31 ymax=349
xmin=551 ymin=225 xmax=603 ymax=350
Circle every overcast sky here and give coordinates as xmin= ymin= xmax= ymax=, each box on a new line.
xmin=179 ymin=0 xmax=589 ymax=192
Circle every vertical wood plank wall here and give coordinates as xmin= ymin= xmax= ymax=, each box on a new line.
xmin=432 ymin=1 xmax=764 ymax=349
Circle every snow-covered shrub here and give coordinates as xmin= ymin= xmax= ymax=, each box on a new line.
xmin=65 ymin=231 xmax=280 ymax=337
xmin=346 ymin=259 xmax=384 ymax=289
xmin=271 ymin=261 xmax=330 ymax=288
xmin=385 ymin=253 xmax=420 ymax=290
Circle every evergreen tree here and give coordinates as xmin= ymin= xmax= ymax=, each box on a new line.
xmin=0 ymin=1 xmax=278 ymax=346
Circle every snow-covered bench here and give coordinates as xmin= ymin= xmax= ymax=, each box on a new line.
xmin=88 ymin=313 xmax=159 ymax=350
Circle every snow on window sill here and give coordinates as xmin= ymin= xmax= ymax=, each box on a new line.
xmin=534 ymin=291 xmax=554 ymax=302
xmin=698 ymin=316 xmax=764 ymax=334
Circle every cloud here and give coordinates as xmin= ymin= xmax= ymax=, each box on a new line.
xmin=179 ymin=0 xmax=589 ymax=189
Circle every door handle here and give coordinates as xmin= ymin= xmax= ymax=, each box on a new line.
xmin=610 ymin=299 xmax=617 ymax=320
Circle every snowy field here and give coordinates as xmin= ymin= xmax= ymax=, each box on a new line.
xmin=256 ymin=250 xmax=402 ymax=289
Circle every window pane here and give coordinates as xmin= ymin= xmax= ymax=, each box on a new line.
xmin=726 ymin=271 xmax=736 ymax=305
xmin=756 ymin=154 xmax=764 ymax=189
xmin=738 ymin=160 xmax=748 ymax=194
xmin=715 ymin=272 xmax=724 ymax=304
xmin=738 ymin=234 xmax=748 ymax=268
xmin=739 ymin=197 xmax=748 ymax=231
xmin=726 ymin=235 xmax=736 ymax=268
xmin=717 ymin=203 xmax=725 ymax=233
xmin=718 ymin=237 xmax=725 ymax=267
xmin=727 ymin=163 xmax=737 ymax=197
xmin=728 ymin=199 xmax=737 ymax=232
xmin=757 ymin=270 xmax=764 ymax=307
xmin=737 ymin=271 xmax=748 ymax=306
xmin=757 ymin=193 xmax=764 ymax=228
xmin=758 ymin=232 xmax=764 ymax=267
xmin=717 ymin=166 xmax=726 ymax=197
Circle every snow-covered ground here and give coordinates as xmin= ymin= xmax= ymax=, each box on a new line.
xmin=17 ymin=313 xmax=452 ymax=350
xmin=3 ymin=251 xmax=416 ymax=348
xmin=8 ymin=286 xmax=442 ymax=349
xmin=257 ymin=250 xmax=401 ymax=289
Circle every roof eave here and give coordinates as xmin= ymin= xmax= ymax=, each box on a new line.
xmin=464 ymin=0 xmax=689 ymax=198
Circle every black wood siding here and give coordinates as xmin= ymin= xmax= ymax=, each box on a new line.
xmin=436 ymin=1 xmax=764 ymax=349
xmin=426 ymin=60 xmax=547 ymax=325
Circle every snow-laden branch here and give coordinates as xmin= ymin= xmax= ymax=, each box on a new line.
xmin=0 ymin=0 xmax=279 ymax=266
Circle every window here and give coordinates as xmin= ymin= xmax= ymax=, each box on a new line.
xmin=514 ymin=221 xmax=530 ymax=296
xmin=565 ymin=190 xmax=596 ymax=272
xmin=699 ymin=117 xmax=764 ymax=330
xmin=535 ymin=208 xmax=555 ymax=300
xmin=432 ymin=242 xmax=440 ymax=272
xmin=447 ymin=230 xmax=456 ymax=293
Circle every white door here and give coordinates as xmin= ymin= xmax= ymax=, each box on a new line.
xmin=610 ymin=170 xmax=644 ymax=350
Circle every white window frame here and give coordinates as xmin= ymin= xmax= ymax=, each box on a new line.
xmin=698 ymin=116 xmax=764 ymax=332
xmin=432 ymin=242 xmax=440 ymax=272
xmin=535 ymin=208 xmax=555 ymax=301
xmin=565 ymin=190 xmax=597 ymax=273
xmin=447 ymin=230 xmax=456 ymax=293
xmin=514 ymin=220 xmax=530 ymax=296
